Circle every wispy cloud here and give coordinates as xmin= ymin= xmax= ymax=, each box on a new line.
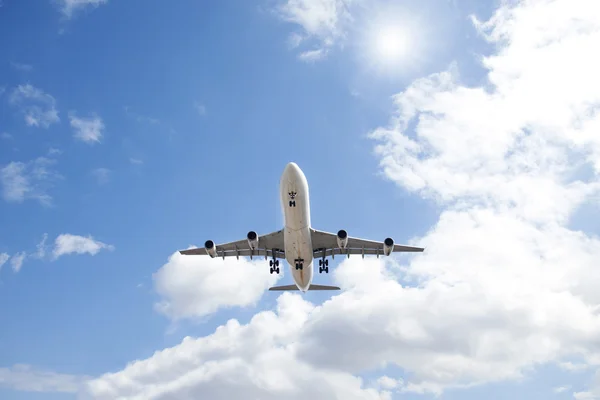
xmin=193 ymin=101 xmax=206 ymax=116
xmin=129 ymin=158 xmax=143 ymax=165
xmin=10 ymin=252 xmax=26 ymax=273
xmin=91 ymin=168 xmax=110 ymax=185
xmin=298 ymin=48 xmax=328 ymax=62
xmin=69 ymin=113 xmax=104 ymax=144
xmin=57 ymin=0 xmax=108 ymax=19
xmin=0 ymin=364 xmax=87 ymax=393
xmin=9 ymin=84 xmax=59 ymax=128
xmin=10 ymin=62 xmax=33 ymax=72
xmin=1 ymin=132 xmax=12 ymax=140
xmin=275 ymin=0 xmax=355 ymax=61
xmin=52 ymin=234 xmax=114 ymax=259
xmin=0 ymin=253 xmax=9 ymax=271
xmin=123 ymin=106 xmax=159 ymax=124
xmin=0 ymin=157 xmax=61 ymax=206
xmin=32 ymin=233 xmax=48 ymax=259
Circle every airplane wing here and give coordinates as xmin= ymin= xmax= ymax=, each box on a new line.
xmin=310 ymin=228 xmax=424 ymax=258
xmin=179 ymin=229 xmax=286 ymax=259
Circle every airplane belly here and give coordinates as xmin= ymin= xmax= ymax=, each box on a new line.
xmin=284 ymin=227 xmax=313 ymax=291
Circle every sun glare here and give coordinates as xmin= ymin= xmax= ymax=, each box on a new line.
xmin=375 ymin=26 xmax=409 ymax=63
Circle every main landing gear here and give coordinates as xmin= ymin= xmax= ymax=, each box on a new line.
xmin=319 ymin=258 xmax=329 ymax=274
xmin=269 ymin=259 xmax=280 ymax=274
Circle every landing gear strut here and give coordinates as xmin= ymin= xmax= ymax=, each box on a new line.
xmin=318 ymin=257 xmax=329 ymax=273
xmin=269 ymin=258 xmax=280 ymax=274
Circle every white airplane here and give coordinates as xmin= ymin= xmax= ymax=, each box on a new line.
xmin=179 ymin=162 xmax=424 ymax=292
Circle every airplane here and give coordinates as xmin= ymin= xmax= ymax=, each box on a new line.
xmin=179 ymin=162 xmax=425 ymax=292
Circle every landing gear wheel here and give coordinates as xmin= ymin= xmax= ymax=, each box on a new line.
xmin=325 ymin=259 xmax=329 ymax=267
xmin=295 ymin=263 xmax=303 ymax=270
xmin=275 ymin=267 xmax=280 ymax=274
xmin=324 ymin=266 xmax=329 ymax=273
xmin=319 ymin=259 xmax=322 ymax=266
xmin=270 ymin=267 xmax=274 ymax=274
xmin=269 ymin=260 xmax=274 ymax=267
xmin=275 ymin=260 xmax=279 ymax=267
xmin=289 ymin=200 xmax=296 ymax=207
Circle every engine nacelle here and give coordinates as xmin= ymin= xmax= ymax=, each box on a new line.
xmin=247 ymin=231 xmax=259 ymax=250
xmin=383 ymin=237 xmax=394 ymax=256
xmin=205 ymin=240 xmax=218 ymax=258
xmin=337 ymin=229 xmax=348 ymax=249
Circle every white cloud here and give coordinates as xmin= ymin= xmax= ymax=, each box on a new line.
xmin=298 ymin=48 xmax=328 ymax=62
xmin=0 ymin=252 xmax=9 ymax=271
xmin=554 ymin=385 xmax=570 ymax=393
xmin=57 ymin=0 xmax=108 ymax=19
xmin=81 ymin=293 xmax=390 ymax=400
xmin=377 ymin=376 xmax=403 ymax=390
xmin=123 ymin=106 xmax=159 ymax=124
xmin=193 ymin=101 xmax=206 ymax=116
xmin=32 ymin=233 xmax=49 ymax=259
xmin=91 ymin=167 xmax=110 ymax=185
xmin=0 ymin=157 xmax=61 ymax=206
xmin=10 ymin=252 xmax=26 ymax=273
xmin=0 ymin=364 xmax=87 ymax=393
xmin=153 ymin=251 xmax=281 ymax=320
xmin=10 ymin=62 xmax=33 ymax=72
xmin=9 ymin=84 xmax=59 ymax=128
xmin=52 ymin=234 xmax=114 ymax=259
xmin=1 ymin=132 xmax=12 ymax=139
xmin=69 ymin=113 xmax=104 ymax=144
xmin=276 ymin=0 xmax=357 ymax=60
xmin=129 ymin=157 xmax=143 ymax=165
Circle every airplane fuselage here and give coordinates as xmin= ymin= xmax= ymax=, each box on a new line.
xmin=279 ymin=162 xmax=313 ymax=292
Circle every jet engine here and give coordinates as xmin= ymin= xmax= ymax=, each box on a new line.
xmin=337 ymin=229 xmax=348 ymax=249
xmin=204 ymin=240 xmax=218 ymax=258
xmin=247 ymin=231 xmax=259 ymax=250
xmin=383 ymin=237 xmax=394 ymax=256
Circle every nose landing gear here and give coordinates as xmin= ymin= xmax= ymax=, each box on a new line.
xmin=294 ymin=258 xmax=304 ymax=270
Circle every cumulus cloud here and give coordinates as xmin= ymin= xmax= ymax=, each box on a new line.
xmin=52 ymin=234 xmax=114 ymax=259
xmin=0 ymin=364 xmax=87 ymax=393
xmin=0 ymin=157 xmax=61 ymax=206
xmin=81 ymin=292 xmax=391 ymax=400
xmin=57 ymin=0 xmax=108 ymax=19
xmin=69 ymin=113 xmax=104 ymax=144
xmin=8 ymin=84 xmax=59 ymax=128
xmin=153 ymin=251 xmax=281 ymax=320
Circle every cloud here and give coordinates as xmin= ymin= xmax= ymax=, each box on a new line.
xmin=554 ymin=385 xmax=570 ymax=393
xmin=69 ymin=113 xmax=104 ymax=144
xmin=0 ymin=253 xmax=9 ymax=271
xmin=275 ymin=0 xmax=356 ymax=60
xmin=193 ymin=101 xmax=206 ymax=116
xmin=153 ymin=251 xmax=281 ymax=320
xmin=10 ymin=62 xmax=33 ymax=72
xmin=91 ymin=167 xmax=110 ymax=185
xmin=123 ymin=106 xmax=159 ymax=124
xmin=1 ymin=132 xmax=12 ymax=139
xmin=298 ymin=48 xmax=328 ymax=62
xmin=52 ymin=234 xmax=114 ymax=259
xmin=32 ymin=233 xmax=49 ymax=259
xmin=10 ymin=252 xmax=26 ymax=273
xmin=129 ymin=158 xmax=143 ymax=165
xmin=8 ymin=84 xmax=59 ymax=128
xmin=56 ymin=0 xmax=108 ymax=19
xmin=0 ymin=364 xmax=87 ymax=393
xmin=0 ymin=157 xmax=62 ymax=206
xmin=81 ymin=293 xmax=390 ymax=400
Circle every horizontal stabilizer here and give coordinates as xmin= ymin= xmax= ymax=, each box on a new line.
xmin=268 ymin=284 xmax=341 ymax=291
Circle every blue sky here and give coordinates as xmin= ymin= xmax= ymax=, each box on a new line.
xmin=2 ymin=0 xmax=600 ymax=399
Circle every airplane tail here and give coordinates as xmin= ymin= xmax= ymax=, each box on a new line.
xmin=268 ymin=284 xmax=341 ymax=291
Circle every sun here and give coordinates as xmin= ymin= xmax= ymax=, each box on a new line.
xmin=374 ymin=26 xmax=409 ymax=64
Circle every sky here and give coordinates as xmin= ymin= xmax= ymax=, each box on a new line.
xmin=1 ymin=0 xmax=600 ymax=398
